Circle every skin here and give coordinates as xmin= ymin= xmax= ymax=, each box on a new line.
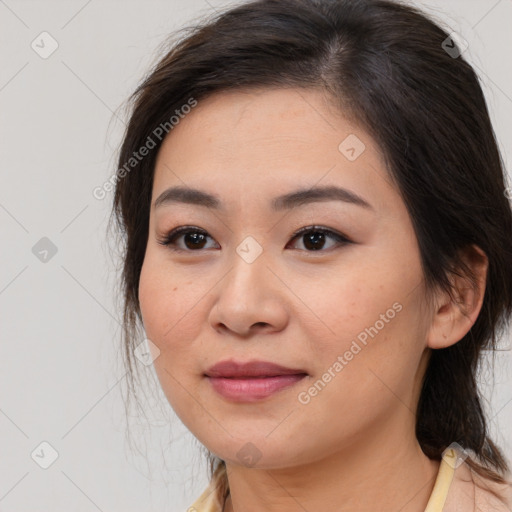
xmin=138 ymin=87 xmax=488 ymax=511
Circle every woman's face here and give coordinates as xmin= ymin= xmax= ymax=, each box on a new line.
xmin=139 ymin=87 xmax=434 ymax=468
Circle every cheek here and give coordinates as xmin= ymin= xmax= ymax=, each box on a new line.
xmin=138 ymin=260 xmax=171 ymax=339
xmin=138 ymin=259 xmax=205 ymax=420
xmin=291 ymin=252 xmax=427 ymax=396
xmin=138 ymin=253 xmax=214 ymax=400
xmin=290 ymin=264 xmax=405 ymax=352
xmin=138 ymin=255 xmax=200 ymax=345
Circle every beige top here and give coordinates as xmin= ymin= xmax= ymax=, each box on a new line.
xmin=189 ymin=447 xmax=512 ymax=511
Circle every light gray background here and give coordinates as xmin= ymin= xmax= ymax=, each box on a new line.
xmin=1 ymin=1 xmax=511 ymax=510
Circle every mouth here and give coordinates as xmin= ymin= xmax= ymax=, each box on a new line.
xmin=204 ymin=359 xmax=308 ymax=402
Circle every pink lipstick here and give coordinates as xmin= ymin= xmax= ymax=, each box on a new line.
xmin=204 ymin=360 xmax=308 ymax=402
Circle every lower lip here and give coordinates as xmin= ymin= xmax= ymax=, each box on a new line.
xmin=207 ymin=374 xmax=307 ymax=402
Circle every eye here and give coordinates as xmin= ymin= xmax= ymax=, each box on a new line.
xmin=286 ymin=225 xmax=351 ymax=252
xmin=156 ymin=225 xmax=352 ymax=252
xmin=157 ymin=226 xmax=218 ymax=251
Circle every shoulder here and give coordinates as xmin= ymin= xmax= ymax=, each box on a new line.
xmin=188 ymin=482 xmax=225 ymax=512
xmin=444 ymin=459 xmax=512 ymax=512
xmin=473 ymin=472 xmax=512 ymax=512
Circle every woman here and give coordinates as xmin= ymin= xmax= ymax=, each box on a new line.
xmin=110 ymin=0 xmax=512 ymax=510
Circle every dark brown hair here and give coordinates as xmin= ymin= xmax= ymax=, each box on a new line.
xmin=110 ymin=0 xmax=512 ymax=502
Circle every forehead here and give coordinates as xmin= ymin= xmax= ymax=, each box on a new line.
xmin=151 ymin=87 xmax=395 ymax=214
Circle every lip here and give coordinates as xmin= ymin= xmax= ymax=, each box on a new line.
xmin=205 ymin=359 xmax=307 ymax=378
xmin=204 ymin=360 xmax=308 ymax=402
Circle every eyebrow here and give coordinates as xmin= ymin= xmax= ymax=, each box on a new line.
xmin=153 ymin=185 xmax=373 ymax=211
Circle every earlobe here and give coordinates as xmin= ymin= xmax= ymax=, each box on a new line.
xmin=426 ymin=245 xmax=488 ymax=350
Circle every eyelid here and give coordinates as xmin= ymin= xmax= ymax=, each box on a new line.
xmin=156 ymin=225 xmax=216 ymax=250
xmin=156 ymin=224 xmax=352 ymax=252
xmin=288 ymin=225 xmax=352 ymax=247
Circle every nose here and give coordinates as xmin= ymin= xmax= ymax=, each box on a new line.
xmin=208 ymin=249 xmax=289 ymax=337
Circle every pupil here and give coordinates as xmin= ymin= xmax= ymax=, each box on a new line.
xmin=304 ymin=232 xmax=325 ymax=250
xmin=185 ymin=232 xmax=206 ymax=249
xmin=182 ymin=231 xmax=327 ymax=251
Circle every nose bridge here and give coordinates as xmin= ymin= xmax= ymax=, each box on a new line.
xmin=223 ymin=235 xmax=268 ymax=302
xmin=210 ymin=236 xmax=287 ymax=334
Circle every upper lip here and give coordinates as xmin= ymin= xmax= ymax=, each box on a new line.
xmin=205 ymin=360 xmax=308 ymax=378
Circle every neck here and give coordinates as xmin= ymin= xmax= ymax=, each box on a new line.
xmin=223 ymin=418 xmax=440 ymax=512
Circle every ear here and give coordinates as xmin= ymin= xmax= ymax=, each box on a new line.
xmin=426 ymin=245 xmax=488 ymax=350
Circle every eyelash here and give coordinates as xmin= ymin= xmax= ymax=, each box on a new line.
xmin=156 ymin=225 xmax=352 ymax=253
